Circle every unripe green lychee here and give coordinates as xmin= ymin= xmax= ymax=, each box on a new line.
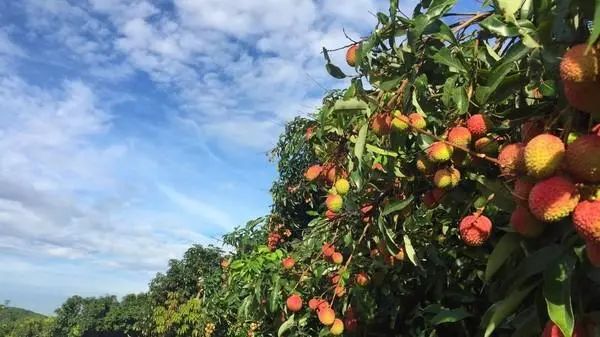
xmin=559 ymin=43 xmax=599 ymax=82
xmin=510 ymin=206 xmax=545 ymax=238
xmin=408 ymin=113 xmax=426 ymax=129
xmin=427 ymin=142 xmax=453 ymax=163
xmin=466 ymin=114 xmax=490 ymax=138
xmin=572 ymin=200 xmax=600 ymax=243
xmin=447 ymin=126 xmax=472 ymax=147
xmin=474 ymin=136 xmax=499 ymax=155
xmin=459 ymin=213 xmax=492 ymax=246
xmin=433 ymin=167 xmax=461 ymax=189
xmin=326 ymin=194 xmax=343 ymax=212
xmin=334 ymin=178 xmax=350 ymax=195
xmin=566 ymin=134 xmax=600 ymax=183
xmin=498 ymin=143 xmax=525 ymax=176
xmin=524 ymin=134 xmax=565 ymax=179
xmin=304 ymin=164 xmax=323 ymax=181
xmin=529 ymin=176 xmax=580 ymax=222
xmin=330 ymin=319 xmax=344 ymax=335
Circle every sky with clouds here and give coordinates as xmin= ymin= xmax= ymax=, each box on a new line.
xmin=0 ymin=0 xmax=426 ymax=314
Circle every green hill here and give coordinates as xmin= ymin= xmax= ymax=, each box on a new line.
xmin=0 ymin=306 xmax=48 ymax=336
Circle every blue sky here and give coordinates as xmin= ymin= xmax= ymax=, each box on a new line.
xmin=0 ymin=0 xmax=420 ymax=314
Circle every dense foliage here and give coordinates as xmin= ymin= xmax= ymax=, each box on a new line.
xmin=7 ymin=0 xmax=600 ymax=336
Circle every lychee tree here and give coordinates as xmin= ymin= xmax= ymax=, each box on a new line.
xmin=193 ymin=0 xmax=600 ymax=337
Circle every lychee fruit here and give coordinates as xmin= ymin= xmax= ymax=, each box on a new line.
xmin=408 ymin=113 xmax=427 ymax=129
xmin=559 ymin=43 xmax=599 ymax=82
xmin=513 ymin=177 xmax=534 ymax=205
xmin=325 ymin=210 xmax=338 ymax=221
xmin=282 ymin=257 xmax=295 ymax=270
xmin=447 ymin=126 xmax=472 ymax=147
xmin=344 ymin=308 xmax=358 ymax=332
xmin=318 ymin=307 xmax=336 ymax=326
xmin=459 ymin=214 xmax=492 ymax=246
xmin=566 ymin=134 xmax=600 ymax=183
xmin=330 ymin=319 xmax=344 ymax=335
xmin=466 ymin=114 xmax=490 ymax=138
xmin=355 ymin=272 xmax=369 ymax=286
xmin=326 ymin=194 xmax=343 ymax=212
xmin=529 ymin=176 xmax=580 ymax=222
xmin=572 ymin=200 xmax=600 ymax=243
xmin=524 ymin=134 xmax=565 ymax=178
xmin=416 ymin=154 xmax=435 ymax=174
xmin=334 ymin=285 xmax=346 ymax=297
xmin=304 ymin=164 xmax=323 ymax=181
xmin=427 ymin=142 xmax=453 ymax=162
xmin=286 ymin=294 xmax=302 ymax=312
xmin=422 ymin=188 xmax=445 ymax=208
xmin=331 ymin=252 xmax=343 ymax=264
xmin=433 ymin=167 xmax=461 ymax=189
xmin=498 ymin=143 xmax=526 ymax=176
xmin=317 ymin=300 xmax=330 ymax=311
xmin=510 ymin=206 xmax=545 ymax=238
xmin=334 ymin=178 xmax=350 ymax=195
xmin=392 ymin=112 xmax=410 ymax=132
xmin=322 ymin=243 xmax=335 ymax=257
xmin=586 ymin=240 xmax=600 ymax=267
xmin=542 ymin=320 xmax=588 ymax=337
xmin=305 ymin=126 xmax=316 ymax=141
xmin=371 ymin=113 xmax=392 ymax=136
xmin=521 ymin=119 xmax=544 ymax=143
xmin=474 ymin=136 xmax=499 ymax=155
xmin=308 ymin=298 xmax=323 ymax=311
xmin=346 ymin=44 xmax=359 ymax=67
xmin=563 ymin=80 xmax=600 ymax=116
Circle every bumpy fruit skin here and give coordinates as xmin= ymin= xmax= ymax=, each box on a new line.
xmin=511 ymin=206 xmax=545 ymax=238
xmin=524 ymin=134 xmax=565 ymax=178
xmin=586 ymin=240 xmax=600 ymax=267
xmin=282 ymin=257 xmax=295 ymax=269
xmin=308 ymin=298 xmax=321 ymax=311
xmin=466 ymin=114 xmax=490 ymax=138
xmin=392 ymin=112 xmax=410 ymax=132
xmin=371 ymin=113 xmax=392 ymax=135
xmin=433 ymin=167 xmax=461 ymax=189
xmin=334 ymin=178 xmax=350 ymax=195
xmin=330 ymin=319 xmax=344 ymax=335
xmin=427 ymin=142 xmax=454 ymax=162
xmin=408 ymin=113 xmax=426 ymax=129
xmin=572 ymin=200 xmax=600 ymax=243
xmin=566 ymin=134 xmax=600 ymax=183
xmin=326 ymin=194 xmax=343 ymax=212
xmin=322 ymin=243 xmax=335 ymax=257
xmin=529 ymin=176 xmax=580 ymax=222
xmin=304 ymin=165 xmax=323 ymax=181
xmin=331 ymin=252 xmax=343 ymax=264
xmin=346 ymin=44 xmax=359 ymax=67
xmin=513 ymin=177 xmax=534 ymax=205
xmin=559 ymin=44 xmax=599 ymax=82
xmin=474 ymin=137 xmax=499 ymax=155
xmin=286 ymin=294 xmax=302 ymax=312
xmin=459 ymin=214 xmax=492 ymax=246
xmin=355 ymin=272 xmax=369 ymax=286
xmin=325 ymin=210 xmax=338 ymax=220
xmin=498 ymin=143 xmax=525 ymax=176
xmin=563 ymin=80 xmax=600 ymax=116
xmin=416 ymin=154 xmax=434 ymax=173
xmin=334 ymin=285 xmax=346 ymax=297
xmin=318 ymin=307 xmax=336 ymax=326
xmin=447 ymin=126 xmax=472 ymax=147
xmin=542 ymin=320 xmax=587 ymax=337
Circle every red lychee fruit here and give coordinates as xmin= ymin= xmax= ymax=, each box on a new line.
xmin=563 ymin=80 xmax=600 ymax=116
xmin=355 ymin=272 xmax=369 ymax=286
xmin=282 ymin=257 xmax=295 ymax=270
xmin=566 ymin=134 xmax=600 ymax=183
xmin=318 ymin=307 xmax=336 ymax=326
xmin=427 ymin=142 xmax=453 ymax=163
xmin=286 ymin=294 xmax=302 ymax=312
xmin=331 ymin=252 xmax=343 ymax=265
xmin=308 ymin=298 xmax=321 ymax=311
xmin=447 ymin=126 xmax=472 ymax=147
xmin=305 ymin=126 xmax=316 ymax=141
xmin=560 ymin=43 xmax=600 ymax=82
xmin=326 ymin=194 xmax=343 ymax=212
xmin=325 ymin=210 xmax=338 ymax=221
xmin=422 ymin=188 xmax=445 ymax=209
xmin=408 ymin=113 xmax=427 ymax=129
xmin=529 ymin=176 xmax=580 ymax=222
xmin=466 ymin=114 xmax=490 ymax=138
xmin=542 ymin=320 xmax=588 ymax=337
xmin=322 ymin=243 xmax=335 ymax=257
xmin=510 ymin=206 xmax=545 ymax=238
xmin=304 ymin=164 xmax=323 ymax=181
xmin=371 ymin=113 xmax=392 ymax=136
xmin=459 ymin=213 xmax=492 ymax=246
xmin=572 ymin=200 xmax=600 ymax=243
xmin=346 ymin=44 xmax=359 ymax=67
xmin=334 ymin=285 xmax=346 ymax=297
xmin=513 ymin=177 xmax=535 ymax=205
xmin=498 ymin=143 xmax=526 ymax=176
xmin=521 ymin=119 xmax=544 ymax=143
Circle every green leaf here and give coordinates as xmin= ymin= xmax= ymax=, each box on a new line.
xmin=403 ymin=234 xmax=419 ymax=266
xmin=496 ymin=0 xmax=524 ymax=21
xmin=544 ymin=254 xmax=576 ymax=337
xmin=479 ymin=15 xmax=519 ymax=37
xmin=333 ymin=98 xmax=368 ymax=112
xmin=481 ymin=283 xmax=538 ymax=337
xmin=277 ymin=314 xmax=295 ymax=337
xmin=431 ymin=307 xmax=472 ymax=325
xmin=382 ymin=196 xmax=414 ymax=216
xmin=269 ymin=275 xmax=281 ymax=313
xmin=485 ymin=233 xmax=521 ymax=282
xmin=432 ymin=47 xmax=467 ymax=73
xmin=454 ymin=86 xmax=469 ymax=114
xmin=326 ymin=63 xmax=346 ymax=79
xmin=354 ymin=124 xmax=368 ymax=165
xmin=589 ymin=0 xmax=600 ymax=45
xmin=366 ymin=144 xmax=398 ymax=157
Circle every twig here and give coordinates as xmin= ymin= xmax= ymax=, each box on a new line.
xmin=451 ymin=12 xmax=491 ymax=32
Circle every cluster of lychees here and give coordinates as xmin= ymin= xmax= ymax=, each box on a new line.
xmin=267 ymin=223 xmax=292 ymax=251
